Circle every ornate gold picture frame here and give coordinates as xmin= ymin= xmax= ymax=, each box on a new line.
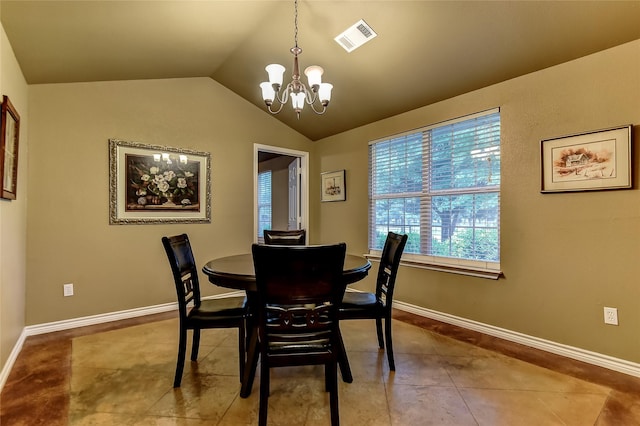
xmin=0 ymin=96 xmax=20 ymax=200
xmin=109 ymin=139 xmax=211 ymax=224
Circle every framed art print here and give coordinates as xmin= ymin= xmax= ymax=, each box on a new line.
xmin=541 ymin=125 xmax=632 ymax=193
xmin=109 ymin=139 xmax=211 ymax=224
xmin=321 ymin=169 xmax=346 ymax=202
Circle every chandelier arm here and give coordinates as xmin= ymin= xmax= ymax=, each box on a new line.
xmin=302 ymin=86 xmax=319 ymax=106
xmin=274 ymin=89 xmax=289 ymax=104
xmin=307 ymin=101 xmax=328 ymax=115
xmin=273 ymin=84 xmax=292 ymax=106
xmin=268 ymin=82 xmax=294 ymax=114
xmin=267 ymin=102 xmax=286 ymax=115
xmin=300 ymin=85 xmax=327 ymax=114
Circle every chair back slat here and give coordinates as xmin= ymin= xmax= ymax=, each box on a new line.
xmin=182 ymin=272 xmax=196 ymax=305
xmin=263 ymin=229 xmax=307 ymax=245
xmin=162 ymin=234 xmax=202 ymax=312
xmin=267 ymin=304 xmax=333 ymax=330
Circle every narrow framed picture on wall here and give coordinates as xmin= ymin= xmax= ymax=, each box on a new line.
xmin=109 ymin=139 xmax=211 ymax=224
xmin=0 ymin=95 xmax=20 ymax=200
xmin=321 ymin=169 xmax=346 ymax=202
xmin=540 ymin=125 xmax=632 ymax=193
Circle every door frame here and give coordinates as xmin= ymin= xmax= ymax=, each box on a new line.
xmin=253 ymin=143 xmax=309 ymax=243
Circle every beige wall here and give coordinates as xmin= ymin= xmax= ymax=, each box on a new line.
xmin=0 ymin=25 xmax=28 ymax=368
xmin=313 ymin=40 xmax=640 ymax=363
xmin=25 ymin=77 xmax=311 ymax=325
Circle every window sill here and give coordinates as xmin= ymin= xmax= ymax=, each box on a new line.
xmin=365 ymin=253 xmax=502 ymax=280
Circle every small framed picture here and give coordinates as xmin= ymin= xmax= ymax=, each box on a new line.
xmin=0 ymin=96 xmax=20 ymax=200
xmin=109 ymin=139 xmax=211 ymax=224
xmin=321 ymin=170 xmax=346 ymax=202
xmin=540 ymin=125 xmax=632 ymax=193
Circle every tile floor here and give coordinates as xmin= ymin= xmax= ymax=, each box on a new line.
xmin=1 ymin=310 xmax=639 ymax=425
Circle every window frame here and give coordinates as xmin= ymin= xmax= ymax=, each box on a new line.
xmin=368 ymin=108 xmax=502 ymax=279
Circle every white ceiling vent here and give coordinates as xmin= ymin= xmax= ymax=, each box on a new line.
xmin=334 ymin=19 xmax=377 ymax=53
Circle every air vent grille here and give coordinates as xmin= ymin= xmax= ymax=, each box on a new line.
xmin=334 ymin=19 xmax=377 ymax=53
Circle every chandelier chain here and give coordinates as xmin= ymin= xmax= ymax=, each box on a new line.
xmin=293 ymin=0 xmax=299 ymax=48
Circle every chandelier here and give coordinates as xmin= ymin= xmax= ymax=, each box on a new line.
xmin=259 ymin=0 xmax=333 ymax=118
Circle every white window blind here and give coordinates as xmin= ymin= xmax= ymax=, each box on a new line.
xmin=369 ymin=109 xmax=501 ymax=265
xmin=257 ymin=171 xmax=272 ymax=240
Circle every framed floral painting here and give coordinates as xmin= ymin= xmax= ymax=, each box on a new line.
xmin=109 ymin=139 xmax=211 ymax=224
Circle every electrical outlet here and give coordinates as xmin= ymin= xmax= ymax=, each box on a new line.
xmin=603 ymin=307 xmax=618 ymax=325
xmin=63 ymin=283 xmax=74 ymax=297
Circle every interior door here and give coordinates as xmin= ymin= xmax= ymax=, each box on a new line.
xmin=288 ymin=157 xmax=301 ymax=230
xmin=254 ymin=144 xmax=309 ymax=243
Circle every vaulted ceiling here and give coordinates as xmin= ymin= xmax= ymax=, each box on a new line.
xmin=2 ymin=1 xmax=639 ymax=141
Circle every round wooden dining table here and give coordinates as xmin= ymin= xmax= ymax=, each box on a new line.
xmin=202 ymin=252 xmax=371 ymax=398
xmin=202 ymin=253 xmax=371 ymax=292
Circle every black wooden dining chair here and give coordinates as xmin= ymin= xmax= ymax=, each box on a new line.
xmin=162 ymin=234 xmax=247 ymax=388
xmin=263 ymin=229 xmax=306 ymax=245
xmin=252 ymin=242 xmax=347 ymax=426
xmin=339 ymin=232 xmax=407 ymax=371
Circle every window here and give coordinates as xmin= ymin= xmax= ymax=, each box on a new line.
xmin=369 ymin=109 xmax=501 ymax=273
xmin=257 ymin=170 xmax=272 ymax=239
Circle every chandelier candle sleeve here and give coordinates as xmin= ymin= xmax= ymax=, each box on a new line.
xmin=266 ymin=64 xmax=285 ymax=87
xmin=259 ymin=0 xmax=332 ymax=118
xmin=304 ymin=66 xmax=323 ymax=88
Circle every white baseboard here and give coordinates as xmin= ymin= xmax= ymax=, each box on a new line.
xmin=0 ymin=330 xmax=27 ymax=391
xmin=393 ymin=300 xmax=640 ymax=378
xmin=24 ymin=302 xmax=179 ymax=336
xmin=0 ymin=291 xmax=245 ymax=391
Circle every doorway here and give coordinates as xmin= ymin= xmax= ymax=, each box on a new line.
xmin=254 ymin=144 xmax=309 ymax=243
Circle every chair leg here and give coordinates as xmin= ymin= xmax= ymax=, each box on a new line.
xmin=174 ymin=327 xmax=188 ymax=388
xmin=336 ymin=329 xmax=353 ymax=383
xmin=238 ymin=323 xmax=246 ymax=382
xmin=191 ymin=328 xmax=201 ymax=361
xmin=258 ymin=360 xmax=270 ymax=426
xmin=376 ymin=317 xmax=384 ymax=349
xmin=384 ymin=315 xmax=395 ymax=371
xmin=328 ymin=361 xmax=340 ymax=426
xmin=375 ymin=317 xmax=384 ymax=348
xmin=324 ymin=362 xmax=330 ymax=391
xmin=240 ymin=326 xmax=260 ymax=398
